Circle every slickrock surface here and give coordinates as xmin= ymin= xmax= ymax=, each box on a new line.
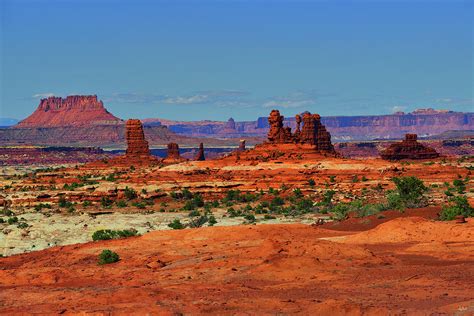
xmin=0 ymin=218 xmax=472 ymax=315
xmin=15 ymin=95 xmax=122 ymax=128
xmin=380 ymin=134 xmax=440 ymax=160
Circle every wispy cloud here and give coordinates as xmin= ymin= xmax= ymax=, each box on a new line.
xmin=263 ymin=91 xmax=317 ymax=109
xmin=434 ymin=97 xmax=474 ymax=106
xmin=32 ymin=93 xmax=55 ymax=99
xmin=391 ymin=105 xmax=407 ymax=113
xmin=105 ymin=90 xmax=250 ymax=106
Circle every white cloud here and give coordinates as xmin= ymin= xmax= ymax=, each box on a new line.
xmin=32 ymin=93 xmax=55 ymax=99
xmin=391 ymin=105 xmax=407 ymax=113
xmin=263 ymin=99 xmax=314 ymax=108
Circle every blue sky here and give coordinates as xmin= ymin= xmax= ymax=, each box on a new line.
xmin=1 ymin=0 xmax=472 ymax=121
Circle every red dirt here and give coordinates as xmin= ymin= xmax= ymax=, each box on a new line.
xmin=1 ymin=217 xmax=473 ymax=315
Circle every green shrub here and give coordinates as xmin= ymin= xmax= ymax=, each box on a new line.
xmin=452 ymin=179 xmax=466 ymax=194
xmin=270 ymin=196 xmax=285 ymax=207
xmin=168 ymin=219 xmax=185 ymax=230
xmin=264 ymin=214 xmax=276 ymax=220
xmin=132 ymin=202 xmax=146 ymax=209
xmin=92 ymin=229 xmax=138 ymax=241
xmin=208 ymin=215 xmax=217 ymax=226
xmin=308 ymin=179 xmax=316 ymax=187
xmin=388 ymin=176 xmax=428 ymax=209
xmin=188 ymin=210 xmax=200 ymax=217
xmin=322 ymin=190 xmax=336 ymax=206
xmin=440 ymin=196 xmax=474 ymax=221
xmin=7 ymin=216 xmax=18 ymax=225
xmin=244 ymin=214 xmax=256 ymax=222
xmin=188 ymin=215 xmax=209 ymax=228
xmin=1 ymin=209 xmax=13 ymax=216
xmin=116 ymin=200 xmax=127 ymax=208
xmin=58 ymin=196 xmax=73 ymax=208
xmin=17 ymin=222 xmax=28 ymax=229
xmin=101 ymin=196 xmax=113 ymax=208
xmin=98 ymin=249 xmax=120 ymax=265
xmin=124 ymin=187 xmax=138 ymax=200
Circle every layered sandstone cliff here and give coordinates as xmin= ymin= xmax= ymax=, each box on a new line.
xmin=144 ymin=109 xmax=474 ymax=141
xmin=16 ymin=95 xmax=123 ymax=128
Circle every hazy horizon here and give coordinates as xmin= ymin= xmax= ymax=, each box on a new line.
xmin=1 ymin=0 xmax=472 ymax=121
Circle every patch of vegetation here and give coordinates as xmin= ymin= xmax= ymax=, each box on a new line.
xmin=58 ymin=196 xmax=73 ymax=208
xmin=124 ymin=187 xmax=138 ymax=200
xmin=183 ymin=193 xmax=205 ymax=210
xmin=329 ymin=200 xmax=387 ymax=221
xmin=439 ymin=196 xmax=474 ymax=221
xmin=386 ymin=176 xmax=428 ymax=210
xmin=92 ymin=229 xmax=138 ymax=241
xmin=34 ymin=203 xmax=52 ymax=212
xmin=17 ymin=222 xmax=28 ymax=229
xmin=7 ymin=216 xmax=18 ymax=225
xmin=98 ymin=249 xmax=120 ymax=265
xmin=116 ymin=200 xmax=127 ymax=208
xmin=101 ymin=196 xmax=113 ymax=208
xmin=168 ymin=219 xmax=185 ymax=230
xmin=222 ymin=190 xmax=259 ymax=203
xmin=188 ymin=210 xmax=201 ymax=217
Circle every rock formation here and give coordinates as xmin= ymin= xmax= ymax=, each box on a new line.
xmin=224 ymin=118 xmax=236 ymax=130
xmin=16 ymin=95 xmax=122 ymax=128
xmin=267 ymin=110 xmax=293 ymax=143
xmin=195 ymin=143 xmax=205 ymax=161
xmin=125 ymin=119 xmax=150 ymax=158
xmin=166 ymin=142 xmax=181 ymax=160
xmin=380 ymin=134 xmax=440 ymax=160
xmin=238 ymin=140 xmax=246 ymax=151
xmin=266 ymin=110 xmax=335 ymax=154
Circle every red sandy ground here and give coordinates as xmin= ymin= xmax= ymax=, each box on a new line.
xmin=1 ymin=213 xmax=473 ymax=315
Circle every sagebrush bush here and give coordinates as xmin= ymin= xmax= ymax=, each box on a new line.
xmin=440 ymin=196 xmax=474 ymax=221
xmin=388 ymin=176 xmax=428 ymax=209
xmin=98 ymin=249 xmax=120 ymax=265
xmin=92 ymin=229 xmax=138 ymax=241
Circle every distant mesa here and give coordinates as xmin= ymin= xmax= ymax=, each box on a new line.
xmin=15 ymin=95 xmax=122 ymax=128
xmin=380 ymin=134 xmax=440 ymax=160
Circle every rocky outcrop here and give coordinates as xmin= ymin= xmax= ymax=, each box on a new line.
xmin=166 ymin=143 xmax=181 ymax=160
xmin=195 ymin=143 xmax=205 ymax=161
xmin=125 ymin=119 xmax=150 ymax=158
xmin=267 ymin=110 xmax=293 ymax=143
xmin=380 ymin=134 xmax=440 ymax=160
xmin=16 ymin=95 xmax=122 ymax=128
xmin=238 ymin=140 xmax=246 ymax=151
xmin=224 ymin=118 xmax=236 ymax=130
xmin=266 ymin=110 xmax=335 ymax=154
